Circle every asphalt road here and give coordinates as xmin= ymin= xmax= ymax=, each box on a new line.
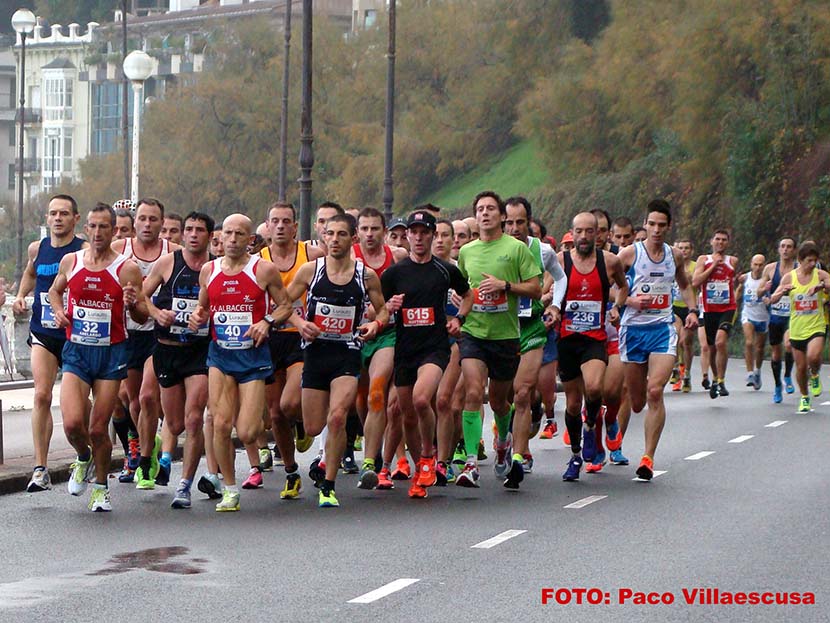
xmin=0 ymin=368 xmax=827 ymax=623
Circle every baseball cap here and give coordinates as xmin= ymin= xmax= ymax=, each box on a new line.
xmin=406 ymin=211 xmax=436 ymax=231
xmin=561 ymin=231 xmax=574 ymax=244
xmin=388 ymin=217 xmax=407 ymax=230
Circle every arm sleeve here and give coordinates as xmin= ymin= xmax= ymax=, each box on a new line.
xmin=541 ymin=245 xmax=567 ymax=307
xmin=517 ymin=244 xmax=542 ymax=282
xmin=449 ymin=264 xmax=470 ymax=296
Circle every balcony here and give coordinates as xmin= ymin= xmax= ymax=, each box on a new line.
xmin=14 ymin=108 xmax=41 ymax=125
xmin=15 ymin=157 xmax=40 ymax=173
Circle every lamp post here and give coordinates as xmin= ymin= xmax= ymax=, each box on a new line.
xmin=122 ymin=50 xmax=153 ymax=204
xmin=12 ymin=8 xmax=36 ymax=285
xmin=298 ymin=0 xmax=313 ymax=240
xmin=382 ymin=1 xmax=396 ymax=224
xmin=278 ymin=0 xmax=292 ymax=202
xmin=122 ymin=0 xmax=129 ymax=201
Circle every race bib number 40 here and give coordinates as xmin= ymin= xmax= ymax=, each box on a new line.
xmin=564 ymin=300 xmax=602 ymax=332
xmin=70 ymin=306 xmax=112 ymax=345
xmin=472 ymin=288 xmax=508 ymax=313
xmin=314 ymin=304 xmax=355 ymax=342
xmin=171 ymin=297 xmax=208 ymax=336
xmin=214 ymin=311 xmax=253 ymax=349
xmin=402 ymin=307 xmax=435 ymax=327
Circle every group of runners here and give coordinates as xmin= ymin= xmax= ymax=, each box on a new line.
xmin=13 ymin=191 xmax=827 ymax=513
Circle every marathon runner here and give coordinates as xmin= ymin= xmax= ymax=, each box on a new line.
xmin=738 ymin=254 xmax=770 ymax=390
xmin=670 ymin=238 xmax=697 ymax=392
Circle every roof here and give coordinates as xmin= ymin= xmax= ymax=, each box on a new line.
xmin=41 ymin=57 xmax=77 ymax=70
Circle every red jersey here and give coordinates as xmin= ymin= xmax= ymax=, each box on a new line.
xmin=701 ymin=255 xmax=736 ymax=312
xmin=559 ymin=250 xmax=608 ymax=341
xmin=207 ymin=255 xmax=269 ymax=349
xmin=353 ymin=244 xmax=394 ymax=278
xmin=65 ymin=250 xmax=130 ymax=346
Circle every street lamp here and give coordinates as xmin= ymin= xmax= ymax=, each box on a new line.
xmin=382 ymin=1 xmax=396 ymax=224
xmin=123 ymin=50 xmax=153 ymax=204
xmin=298 ymin=0 xmax=313 ymax=240
xmin=278 ymin=0 xmax=292 ymax=202
xmin=12 ymin=8 xmax=36 ymax=285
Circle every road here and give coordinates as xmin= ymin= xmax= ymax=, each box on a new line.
xmin=0 ymin=367 xmax=827 ymax=622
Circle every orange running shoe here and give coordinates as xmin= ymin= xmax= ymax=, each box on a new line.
xmin=563 ymin=427 xmax=570 ymax=447
xmin=636 ymin=455 xmax=654 ymax=481
xmin=377 ymin=467 xmax=394 ymax=490
xmin=391 ymin=457 xmax=411 ymax=480
xmin=416 ymin=457 xmax=437 ymax=487
xmin=408 ymin=481 xmax=428 ymax=498
xmin=539 ymin=420 xmax=557 ymax=439
xmin=671 ymin=378 xmax=682 ymax=392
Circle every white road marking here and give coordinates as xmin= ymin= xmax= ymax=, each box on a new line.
xmin=684 ymin=451 xmax=715 ymax=461
xmin=564 ymin=495 xmax=607 ymax=509
xmin=471 ymin=529 xmax=527 ymax=549
xmin=820 ymin=401 xmax=830 ymax=406
xmin=728 ymin=435 xmax=754 ymax=444
xmin=765 ymin=420 xmax=788 ymax=428
xmin=632 ymin=470 xmax=667 ymax=480
xmin=348 ymin=578 xmax=420 ymax=604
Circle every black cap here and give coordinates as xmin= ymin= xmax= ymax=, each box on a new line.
xmin=406 ymin=211 xmax=436 ymax=231
xmin=388 ymin=217 xmax=407 ymax=230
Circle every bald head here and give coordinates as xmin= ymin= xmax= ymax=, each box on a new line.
xmin=222 ymin=213 xmax=254 ymax=258
xmin=750 ymin=253 xmax=766 ymax=276
xmin=571 ymin=212 xmax=598 ymax=257
xmin=462 ymin=216 xmax=480 ymax=240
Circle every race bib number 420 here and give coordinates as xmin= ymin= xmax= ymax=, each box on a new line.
xmin=314 ymin=304 xmax=355 ymax=342
xmin=70 ymin=306 xmax=112 ymax=345
xmin=472 ymin=288 xmax=508 ymax=313
xmin=214 ymin=311 xmax=253 ymax=349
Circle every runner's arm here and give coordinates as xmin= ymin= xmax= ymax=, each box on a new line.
xmin=47 ymin=254 xmax=72 ymax=328
xmin=142 ymin=254 xmax=174 ymax=326
xmin=188 ymin=263 xmax=212 ymax=330
xmin=12 ymin=240 xmax=39 ymax=314
xmin=121 ymin=260 xmax=149 ymax=325
xmin=360 ymin=268 xmax=389 ymax=340
xmin=769 ymin=272 xmax=792 ymax=304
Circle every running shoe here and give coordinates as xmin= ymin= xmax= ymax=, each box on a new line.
xmin=391 ymin=457 xmax=411 ymax=480
xmin=682 ymin=377 xmax=692 ymax=393
xmin=294 ymin=424 xmax=314 ymax=453
xmin=408 ymin=481 xmax=428 ymax=498
xmin=88 ymin=486 xmax=112 ymax=512
xmin=452 ymin=441 xmax=467 ymax=466
xmin=671 ymin=378 xmax=682 ymax=392
xmin=241 ymin=467 xmax=264 ymax=489
xmin=635 ymin=455 xmax=654 ymax=481
xmin=702 ymin=374 xmax=711 ymax=390
xmin=127 ymin=434 xmax=140 ymax=471
xmin=155 ymin=460 xmax=170 ymax=487
xmin=357 ymin=462 xmax=379 ymax=490
xmin=709 ymin=381 xmax=719 ymax=399
xmin=669 ymin=367 xmax=680 ymax=384
xmin=810 ymin=374 xmax=822 ymax=397
xmin=148 ymin=434 xmax=162 ymax=481
xmin=27 ymin=467 xmax=51 ymax=492
xmin=581 ymin=426 xmax=597 ymax=463
xmin=273 ymin=445 xmax=284 ymax=467
xmin=605 ymin=421 xmax=622 ymax=451
xmin=746 ymin=373 xmax=754 ymax=387
xmin=785 ymin=376 xmax=795 ymax=394
xmin=259 ymin=447 xmax=274 ymax=472
xmin=609 ymin=449 xmax=629 ymax=465
xmin=436 ymin=461 xmax=448 ymax=486
xmin=540 ymin=419 xmax=557 ymax=439
xmin=562 ymin=455 xmax=583 ymax=481
xmin=171 ymin=484 xmax=192 ymax=509
xmin=280 ymin=473 xmax=302 ymax=499
xmin=445 ymin=463 xmax=456 ymax=484
xmin=455 ymin=461 xmax=480 ymax=488
xmin=773 ymin=385 xmax=783 ymax=403
xmin=376 ymin=467 xmax=394 ymax=490
xmin=753 ymin=371 xmax=762 ymax=391
xmin=197 ymin=473 xmax=222 ymax=499
xmin=341 ymin=453 xmax=359 ymax=475
xmin=562 ymin=427 xmax=570 ymax=447
xmin=503 ymin=459 xmax=524 ymax=490
xmin=798 ymin=396 xmax=812 ymax=414
xmin=493 ymin=432 xmax=513 ymax=479
xmin=118 ymin=459 xmax=134 ymax=484
xmin=416 ymin=457 xmax=437 ymax=488
xmin=68 ymin=449 xmax=95 ymax=496
xmin=353 ymin=435 xmax=363 ymax=452
xmin=718 ymin=382 xmax=730 ymax=397
xmin=216 ymin=489 xmax=240 ymax=512
xmin=521 ymin=453 xmax=533 ymax=474
xmin=477 ymin=439 xmax=487 ymax=461
xmin=585 ymin=451 xmax=607 ymax=474
xmin=318 ymin=489 xmax=339 ymax=507
xmin=309 ymin=456 xmax=326 ymax=488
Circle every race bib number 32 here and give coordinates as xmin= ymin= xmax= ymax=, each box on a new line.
xmin=70 ymin=306 xmax=112 ymax=346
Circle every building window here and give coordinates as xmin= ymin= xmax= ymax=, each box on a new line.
xmin=8 ymin=164 xmax=14 ymax=190
xmin=92 ymin=82 xmax=133 ymax=154
xmin=43 ymin=77 xmax=73 ymax=121
xmin=365 ymin=10 xmax=377 ymax=27
xmin=42 ymin=127 xmax=72 ymax=191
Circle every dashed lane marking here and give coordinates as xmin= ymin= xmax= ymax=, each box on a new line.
xmin=564 ymin=495 xmax=607 ymax=509
xmin=348 ymin=579 xmax=420 ymax=604
xmin=684 ymin=451 xmax=715 ymax=461
xmin=765 ymin=420 xmax=788 ymax=428
xmin=471 ymin=529 xmax=527 ymax=549
xmin=728 ymin=435 xmax=754 ymax=443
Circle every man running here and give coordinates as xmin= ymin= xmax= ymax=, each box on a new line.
xmin=692 ymin=230 xmax=739 ymax=399
xmin=758 ymin=237 xmax=797 ymax=403
xmin=770 ymin=242 xmax=830 ymax=413
xmin=312 ymin=201 xmax=345 ymax=254
xmin=611 ymin=217 xmax=634 ymax=249
xmin=13 ymin=194 xmax=86 ymax=492
xmin=739 ymin=254 xmax=769 ymax=391
xmin=670 ymin=238 xmax=697 ymax=392
xmin=286 ymin=213 xmax=388 ymax=507
xmin=456 ymin=191 xmax=542 ymax=488
xmin=115 ymin=208 xmax=135 ymax=240
xmin=189 ymin=214 xmax=292 ymax=512
xmin=48 ymin=203 xmax=148 ymax=511
xmin=142 ymin=212 xmax=214 ymax=508
xmin=161 ymin=213 xmax=184 ymax=245
xmin=451 ymin=219 xmax=471 ymax=261
xmin=618 ymin=199 xmax=699 ymax=480
xmin=557 ymin=212 xmax=627 ymax=481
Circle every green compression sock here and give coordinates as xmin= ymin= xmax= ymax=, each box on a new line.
xmin=462 ymin=410 xmax=483 ymax=458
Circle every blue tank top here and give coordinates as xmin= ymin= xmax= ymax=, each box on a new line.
xmin=31 ymin=236 xmax=85 ymax=338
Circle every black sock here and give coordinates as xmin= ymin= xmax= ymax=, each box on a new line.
xmin=565 ymin=411 xmax=582 ymax=454
xmin=785 ymin=352 xmax=794 ymax=377
xmin=584 ymin=397 xmax=602 ymax=428
xmin=139 ymin=456 xmax=152 ymax=472
xmin=772 ymin=359 xmax=782 ymax=386
xmin=322 ymin=479 xmax=335 ymax=493
xmin=285 ymin=463 xmax=298 ymax=474
xmin=78 ymin=448 xmax=92 ymax=462
xmin=113 ymin=417 xmax=131 ymax=454
xmin=295 ymin=420 xmax=306 ymax=438
xmin=345 ymin=412 xmax=360 ymax=452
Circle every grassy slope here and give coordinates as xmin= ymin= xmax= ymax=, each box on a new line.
xmin=419 ymin=140 xmax=551 ymax=212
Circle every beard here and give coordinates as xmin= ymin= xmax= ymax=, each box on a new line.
xmin=576 ymin=241 xmax=594 ymax=257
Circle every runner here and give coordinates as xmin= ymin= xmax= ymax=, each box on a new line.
xmin=12 ymin=194 xmax=86 ymax=492
xmin=188 ymin=214 xmax=292 ymax=512
xmin=455 ymin=191 xmax=542 ymax=488
xmin=380 ymin=211 xmax=471 ymax=497
xmin=503 ymin=197 xmax=567 ymax=487
xmin=618 ymin=199 xmax=699 ymax=480
xmin=142 ymin=212 xmax=214 ymax=508
xmin=739 ymin=254 xmax=769 ymax=391
xmin=633 ymin=227 xmax=647 ymax=243
xmin=692 ymin=230 xmax=739 ymax=399
xmin=757 ymin=237 xmax=797 ymax=403
xmin=451 ymin=219 xmax=471 ymax=261
xmin=770 ymin=241 xmax=829 ymax=413
xmin=285 ymin=213 xmax=388 ymax=507
xmin=48 ymin=203 xmax=148 ymax=511
xmin=611 ymin=217 xmax=634 ymax=249
xmin=312 ymin=202 xmax=345 ymax=254
xmin=670 ymin=238 xmax=697 ymax=392
xmin=114 ymin=208 xmax=135 ymax=240
xmin=210 ymin=224 xmax=224 ymax=257
xmin=385 ymin=217 xmax=409 ymax=251
xmin=557 ymin=212 xmax=627 ymax=481
xmin=161 ymin=213 xmax=184 ymax=244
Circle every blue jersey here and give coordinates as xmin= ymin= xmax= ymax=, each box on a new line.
xmin=31 ymin=236 xmax=85 ymax=338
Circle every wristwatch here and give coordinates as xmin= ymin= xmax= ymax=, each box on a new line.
xmin=264 ymin=314 xmax=277 ymax=327
xmin=504 ymin=281 xmax=512 ymax=293
xmin=456 ymin=314 xmax=466 ymax=325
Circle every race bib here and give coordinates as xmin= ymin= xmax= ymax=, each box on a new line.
xmin=638 ymin=282 xmax=672 ymax=312
xmin=40 ymin=292 xmax=61 ymax=329
xmin=70 ymin=306 xmax=112 ymax=346
xmin=564 ymin=300 xmax=602 ymax=332
xmin=770 ymin=297 xmax=791 ymax=318
xmin=170 ymin=297 xmax=208 ymax=336
xmin=472 ymin=288 xmax=508 ymax=313
xmin=706 ymin=281 xmax=730 ymax=305
xmin=213 ymin=311 xmax=252 ymax=349
xmin=314 ymin=304 xmax=355 ymax=342
xmin=402 ymin=307 xmax=435 ymax=327
xmin=743 ymin=290 xmax=759 ymax=305
xmin=518 ymin=296 xmax=533 ymax=318
xmin=280 ymin=299 xmax=306 ymax=330
xmin=793 ymin=294 xmax=818 ymax=316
